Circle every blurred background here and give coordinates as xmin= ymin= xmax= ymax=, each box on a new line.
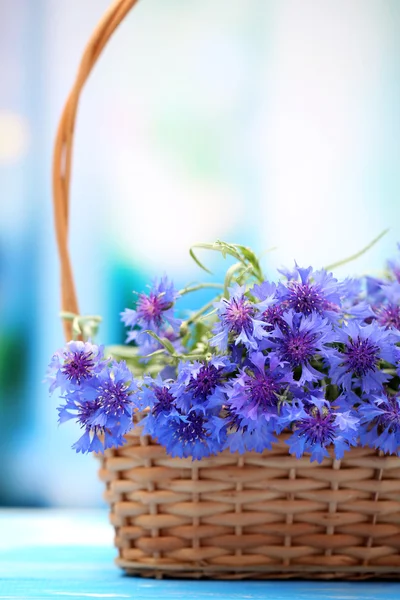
xmin=1 ymin=0 xmax=400 ymax=507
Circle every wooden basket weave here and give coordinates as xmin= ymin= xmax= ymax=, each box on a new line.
xmin=52 ymin=0 xmax=400 ymax=579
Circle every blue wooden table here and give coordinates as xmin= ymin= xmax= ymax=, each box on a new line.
xmin=1 ymin=509 xmax=400 ymax=599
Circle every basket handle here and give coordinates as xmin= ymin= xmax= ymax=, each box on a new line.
xmin=52 ymin=0 xmax=139 ymax=341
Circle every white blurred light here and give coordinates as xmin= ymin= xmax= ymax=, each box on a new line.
xmin=259 ymin=0 xmax=387 ymax=273
xmin=0 ymin=110 xmax=30 ymax=163
xmin=111 ymin=141 xmax=243 ymax=273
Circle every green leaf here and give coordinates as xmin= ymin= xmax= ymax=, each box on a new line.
xmin=179 ymin=282 xmax=224 ymax=295
xmin=190 ymin=241 xmax=242 ymax=274
xmin=106 ymin=345 xmax=141 ymax=359
xmin=60 ymin=311 xmax=78 ymax=321
xmin=190 ymin=240 xmax=265 ymax=283
xmin=189 ymin=321 xmax=210 ymax=349
xmin=235 ymin=244 xmax=258 ymax=264
xmin=223 ymin=262 xmax=245 ymax=297
xmin=142 ymin=330 xmax=177 ymax=356
xmin=189 ymin=246 xmax=214 ymax=274
xmin=72 ymin=317 xmax=82 ymax=338
xmin=184 ymin=296 xmax=221 ymax=328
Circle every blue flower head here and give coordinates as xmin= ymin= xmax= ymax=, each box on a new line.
xmin=145 ymin=407 xmax=226 ymax=460
xmin=89 ymin=361 xmax=136 ymax=434
xmin=277 ymin=265 xmax=342 ymax=321
xmin=373 ymin=282 xmax=400 ymax=331
xmin=340 ymin=277 xmax=375 ymax=321
xmin=359 ymin=393 xmax=400 ymax=455
xmin=225 ymin=351 xmax=292 ymax=421
xmin=210 ymin=284 xmax=268 ymax=351
xmin=121 ymin=277 xmax=182 ymax=355
xmin=134 ymin=374 xmax=176 ymax=415
xmin=329 ymin=321 xmax=397 ymax=393
xmin=171 ymin=356 xmax=233 ymax=412
xmin=266 ymin=310 xmax=336 ymax=385
xmin=286 ymin=397 xmax=359 ymax=463
xmin=224 ymin=411 xmax=277 ymax=454
xmin=251 ymin=281 xmax=288 ymax=333
xmin=47 ymin=341 xmax=106 ymax=394
xmin=57 ymin=360 xmax=136 ymax=454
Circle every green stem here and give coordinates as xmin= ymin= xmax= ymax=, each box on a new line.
xmin=60 ymin=312 xmax=102 ymax=323
xmin=183 ymin=296 xmax=222 ymax=327
xmin=325 ymin=228 xmax=389 ymax=271
xmin=224 ymin=262 xmax=245 ymax=298
xmin=178 ymin=283 xmax=224 ymax=296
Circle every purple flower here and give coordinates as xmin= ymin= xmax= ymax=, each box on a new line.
xmin=225 ymin=352 xmax=292 ymax=420
xmin=266 ymin=311 xmax=335 ymax=385
xmin=286 ymin=398 xmax=359 ymax=463
xmin=329 ymin=321 xmax=397 ymax=393
xmin=134 ymin=374 xmax=177 ymax=414
xmin=57 ymin=361 xmax=136 ymax=454
xmin=210 ymin=284 xmax=268 ymax=351
xmin=340 ymin=277 xmax=375 ymax=321
xmin=261 ymin=303 xmax=289 ymax=333
xmin=89 ymin=361 xmax=136 ymax=435
xmin=251 ymin=281 xmax=288 ymax=332
xmin=376 ymin=305 xmax=400 ymax=331
xmin=171 ymin=357 xmax=232 ymax=412
xmin=277 ymin=265 xmax=342 ymax=320
xmin=373 ymin=282 xmax=400 ymax=330
xmin=359 ymin=393 xmax=400 ymax=455
xmin=366 ymin=276 xmax=385 ymax=298
xmin=151 ymin=385 xmax=176 ymax=417
xmin=47 ymin=341 xmax=106 ymax=394
xmin=121 ymin=277 xmax=181 ymax=351
xmin=224 ymin=411 xmax=277 ymax=453
xmin=65 ymin=398 xmax=105 ymax=454
xmin=187 ymin=363 xmax=224 ymax=398
xmin=145 ymin=407 xmax=226 ymax=460
xmin=251 ymin=281 xmax=277 ymax=302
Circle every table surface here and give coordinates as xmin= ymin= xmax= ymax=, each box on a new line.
xmin=1 ymin=509 xmax=400 ymax=600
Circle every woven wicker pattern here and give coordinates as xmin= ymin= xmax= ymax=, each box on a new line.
xmin=99 ymin=428 xmax=400 ymax=579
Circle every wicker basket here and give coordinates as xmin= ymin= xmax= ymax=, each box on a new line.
xmin=52 ymin=0 xmax=400 ymax=579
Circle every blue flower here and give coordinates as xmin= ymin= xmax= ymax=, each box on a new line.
xmin=171 ymin=357 xmax=232 ymax=412
xmin=372 ymin=282 xmax=400 ymax=331
xmin=340 ymin=277 xmax=375 ymax=321
xmin=47 ymin=341 xmax=106 ymax=394
xmin=133 ymin=374 xmax=177 ymax=417
xmin=329 ymin=321 xmax=397 ymax=393
xmin=286 ymin=397 xmax=359 ymax=463
xmin=57 ymin=394 xmax=106 ymax=454
xmin=121 ymin=277 xmax=181 ymax=354
xmin=57 ymin=361 xmax=136 ymax=454
xmin=251 ymin=281 xmax=288 ymax=333
xmin=223 ymin=411 xmax=277 ymax=453
xmin=359 ymin=393 xmax=400 ymax=455
xmin=376 ymin=306 xmax=400 ymax=331
xmin=122 ymin=276 xmax=180 ymax=331
xmin=266 ymin=311 xmax=336 ymax=385
xmin=210 ymin=284 xmax=268 ymax=351
xmin=145 ymin=407 xmax=226 ymax=460
xmin=277 ymin=265 xmax=342 ymax=320
xmin=225 ymin=352 xmax=292 ymax=421
xmin=89 ymin=361 xmax=136 ymax=435
xmin=57 ymin=392 xmax=101 ymax=451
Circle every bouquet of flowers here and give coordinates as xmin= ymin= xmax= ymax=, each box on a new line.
xmin=47 ymin=238 xmax=400 ymax=464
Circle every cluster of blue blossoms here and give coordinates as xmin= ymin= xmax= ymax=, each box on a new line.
xmin=48 ymin=250 xmax=400 ymax=462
